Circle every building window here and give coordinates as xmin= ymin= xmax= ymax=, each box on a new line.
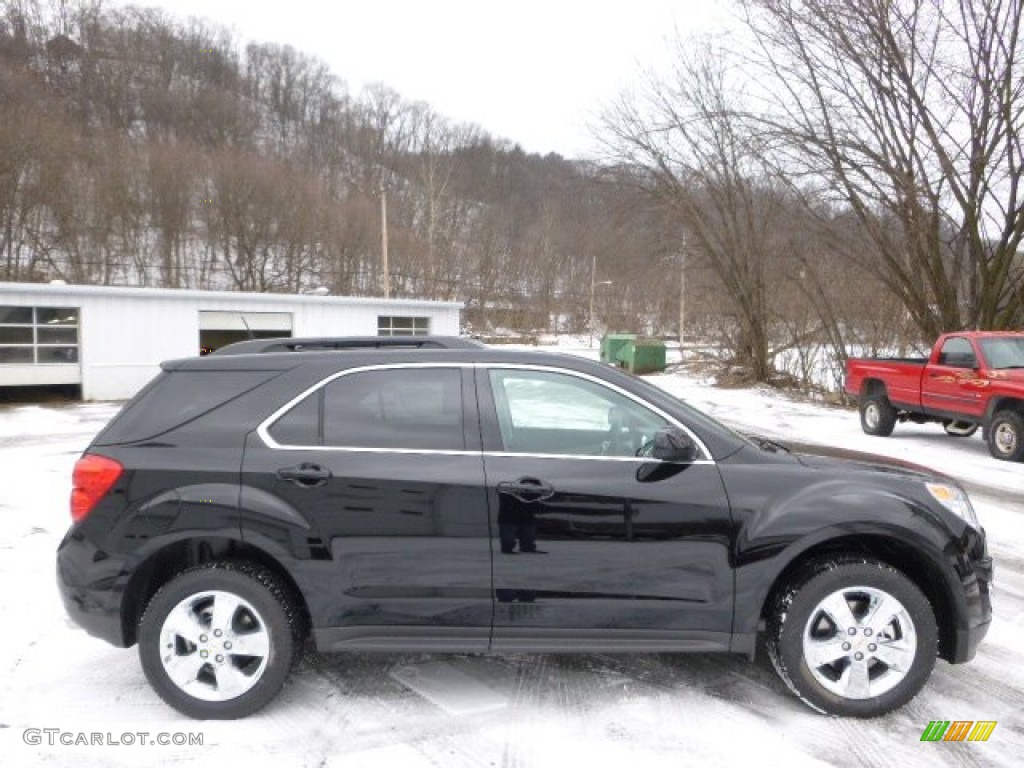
xmin=0 ymin=306 xmax=80 ymax=364
xmin=377 ymin=316 xmax=430 ymax=336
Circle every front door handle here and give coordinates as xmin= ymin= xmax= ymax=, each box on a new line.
xmin=497 ymin=476 xmax=555 ymax=503
xmin=277 ymin=463 xmax=332 ymax=488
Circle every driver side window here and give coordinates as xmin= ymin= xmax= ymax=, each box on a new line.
xmin=488 ymin=369 xmax=668 ymax=457
xmin=938 ymin=337 xmax=976 ymax=368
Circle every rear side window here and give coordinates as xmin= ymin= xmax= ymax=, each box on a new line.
xmin=93 ymin=370 xmax=278 ymax=445
xmin=267 ymin=368 xmax=465 ymax=451
xmin=267 ymin=391 xmax=319 ymax=445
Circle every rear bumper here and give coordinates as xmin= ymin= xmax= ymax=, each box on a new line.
xmin=56 ymin=527 xmax=130 ymax=648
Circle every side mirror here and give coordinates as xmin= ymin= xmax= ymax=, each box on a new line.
xmin=652 ymin=426 xmax=699 ymax=463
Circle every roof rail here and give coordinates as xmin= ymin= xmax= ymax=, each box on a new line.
xmin=210 ymin=335 xmax=485 ymax=355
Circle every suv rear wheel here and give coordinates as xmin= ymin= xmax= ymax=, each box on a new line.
xmin=138 ymin=561 xmax=304 ymax=719
xmin=766 ymin=557 xmax=936 ymax=717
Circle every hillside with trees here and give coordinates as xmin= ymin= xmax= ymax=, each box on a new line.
xmin=0 ymin=1 xmax=684 ymax=334
xmin=2 ymin=0 xmax=1021 ymax=394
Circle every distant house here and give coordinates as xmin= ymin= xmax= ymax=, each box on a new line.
xmin=0 ymin=282 xmax=461 ymax=400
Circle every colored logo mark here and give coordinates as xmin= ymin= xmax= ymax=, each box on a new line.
xmin=920 ymin=721 xmax=996 ymax=742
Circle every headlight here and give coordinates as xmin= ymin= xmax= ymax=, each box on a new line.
xmin=925 ymin=482 xmax=979 ymax=527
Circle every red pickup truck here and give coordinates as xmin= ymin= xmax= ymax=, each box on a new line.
xmin=845 ymin=332 xmax=1024 ymax=461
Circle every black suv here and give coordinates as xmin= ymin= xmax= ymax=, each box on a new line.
xmin=57 ymin=337 xmax=992 ymax=719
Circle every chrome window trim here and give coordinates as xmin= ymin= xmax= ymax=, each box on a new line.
xmin=256 ymin=362 xmax=714 ymax=464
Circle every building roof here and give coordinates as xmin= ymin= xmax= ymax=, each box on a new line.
xmin=0 ymin=282 xmax=462 ymax=310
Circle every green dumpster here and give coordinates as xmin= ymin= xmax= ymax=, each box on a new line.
xmin=600 ymin=333 xmax=636 ymax=364
xmin=615 ymin=337 xmax=666 ymax=374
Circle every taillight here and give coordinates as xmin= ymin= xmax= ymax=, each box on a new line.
xmin=71 ymin=454 xmax=123 ymax=522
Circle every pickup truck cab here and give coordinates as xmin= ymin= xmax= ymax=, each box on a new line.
xmin=845 ymin=332 xmax=1024 ymax=461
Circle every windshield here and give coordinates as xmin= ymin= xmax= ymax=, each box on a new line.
xmin=979 ymin=337 xmax=1024 ymax=370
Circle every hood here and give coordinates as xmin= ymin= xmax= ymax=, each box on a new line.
xmin=776 ymin=439 xmax=951 ymax=483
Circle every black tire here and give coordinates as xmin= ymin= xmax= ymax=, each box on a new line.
xmin=986 ymin=410 xmax=1024 ymax=462
xmin=138 ymin=561 xmax=304 ymax=719
xmin=766 ymin=557 xmax=937 ymax=718
xmin=859 ymin=395 xmax=896 ymax=437
xmin=942 ymin=421 xmax=978 ymax=438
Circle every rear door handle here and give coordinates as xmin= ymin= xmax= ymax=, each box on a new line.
xmin=497 ymin=476 xmax=555 ymax=503
xmin=277 ymin=463 xmax=332 ymax=488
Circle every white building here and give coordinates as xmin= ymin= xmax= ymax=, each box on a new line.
xmin=0 ymin=282 xmax=462 ymax=400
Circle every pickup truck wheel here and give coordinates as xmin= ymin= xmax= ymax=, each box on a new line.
xmin=138 ymin=561 xmax=304 ymax=719
xmin=987 ymin=411 xmax=1024 ymax=462
xmin=943 ymin=421 xmax=978 ymax=438
xmin=766 ymin=557 xmax=936 ymax=718
xmin=860 ymin=396 xmax=896 ymax=437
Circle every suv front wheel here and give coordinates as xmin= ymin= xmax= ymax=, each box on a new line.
xmin=138 ymin=561 xmax=304 ymax=719
xmin=766 ymin=557 xmax=937 ymax=717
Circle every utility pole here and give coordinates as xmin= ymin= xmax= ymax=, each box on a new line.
xmin=589 ymin=254 xmax=613 ymax=348
xmin=589 ymin=254 xmax=597 ymax=348
xmin=679 ymin=234 xmax=687 ymax=356
xmin=380 ymin=189 xmax=390 ymax=299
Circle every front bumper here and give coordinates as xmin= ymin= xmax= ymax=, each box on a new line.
xmin=948 ymin=550 xmax=992 ymax=664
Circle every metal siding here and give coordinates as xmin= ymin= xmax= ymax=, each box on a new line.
xmin=0 ymin=365 xmax=81 ymax=386
xmin=79 ymin=296 xmax=198 ymax=400
xmin=1 ymin=283 xmax=461 ymax=400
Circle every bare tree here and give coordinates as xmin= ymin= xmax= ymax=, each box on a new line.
xmin=741 ymin=0 xmax=1024 ymax=334
xmin=604 ymin=43 xmax=791 ymax=380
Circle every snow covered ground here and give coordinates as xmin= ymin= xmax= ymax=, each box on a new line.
xmin=1 ymin=355 xmax=1021 ymax=767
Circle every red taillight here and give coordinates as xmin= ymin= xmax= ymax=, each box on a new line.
xmin=71 ymin=454 xmax=123 ymax=522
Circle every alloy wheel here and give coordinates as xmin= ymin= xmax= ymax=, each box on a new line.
xmin=158 ymin=590 xmax=271 ymax=702
xmin=801 ymin=585 xmax=917 ymax=700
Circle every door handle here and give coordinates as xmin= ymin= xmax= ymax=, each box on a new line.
xmin=277 ymin=463 xmax=332 ymax=488
xmin=497 ymin=476 xmax=555 ymax=503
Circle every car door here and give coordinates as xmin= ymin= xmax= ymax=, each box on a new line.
xmin=922 ymin=337 xmax=988 ymax=419
xmin=476 ymin=365 xmax=735 ymax=652
xmin=241 ymin=364 xmax=493 ymax=651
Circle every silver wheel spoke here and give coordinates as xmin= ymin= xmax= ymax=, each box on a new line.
xmin=871 ymin=640 xmax=915 ymax=672
xmin=210 ymin=593 xmax=242 ymax=636
xmin=230 ymin=630 xmax=270 ymax=658
xmin=163 ymin=603 xmax=205 ymax=645
xmin=819 ymin=592 xmax=858 ymax=632
xmin=840 ymin=659 xmax=871 ymax=699
xmin=804 ymin=637 xmax=849 ymax=668
xmin=215 ymin=663 xmax=253 ymax=699
xmin=163 ymin=651 xmax=206 ymax=690
xmin=864 ymin=594 xmax=899 ymax=635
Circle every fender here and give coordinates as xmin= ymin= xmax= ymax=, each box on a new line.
xmin=721 ymin=468 xmax=968 ymax=639
xmin=984 ymin=395 xmax=1024 ymax=422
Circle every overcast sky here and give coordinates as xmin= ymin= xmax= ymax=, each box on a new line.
xmin=108 ymin=0 xmax=732 ymax=158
